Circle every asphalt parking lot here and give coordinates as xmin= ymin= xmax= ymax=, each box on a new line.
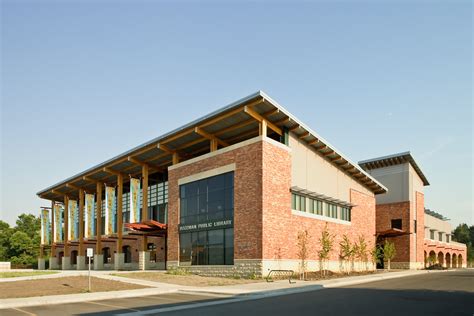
xmin=2 ymin=270 xmax=474 ymax=316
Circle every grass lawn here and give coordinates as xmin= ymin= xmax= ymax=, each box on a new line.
xmin=0 ymin=271 xmax=59 ymax=278
xmin=0 ymin=276 xmax=148 ymax=299
xmin=113 ymin=272 xmax=263 ymax=287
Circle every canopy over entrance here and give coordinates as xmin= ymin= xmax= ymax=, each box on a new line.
xmin=125 ymin=220 xmax=167 ymax=237
xmin=376 ymin=228 xmax=410 ymax=238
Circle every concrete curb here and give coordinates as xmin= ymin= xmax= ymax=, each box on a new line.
xmin=0 ymin=288 xmax=180 ymax=309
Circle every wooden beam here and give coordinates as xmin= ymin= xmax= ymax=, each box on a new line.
xmin=274 ymin=117 xmax=290 ymax=126
xmin=323 ymin=150 xmax=335 ymax=157
xmin=194 ymin=127 xmax=229 ymax=147
xmin=299 ymin=131 xmax=310 ymax=139
xmin=157 ymin=143 xmax=175 ymax=154
xmin=289 ymin=125 xmax=300 ymax=132
xmin=103 ymin=167 xmax=124 ymax=176
xmin=308 ymin=139 xmax=320 ymax=145
xmin=172 ymin=152 xmax=179 ymax=165
xmin=243 ymin=106 xmax=282 ymax=136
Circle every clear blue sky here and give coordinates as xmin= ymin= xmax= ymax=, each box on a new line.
xmin=1 ymin=1 xmax=472 ymax=227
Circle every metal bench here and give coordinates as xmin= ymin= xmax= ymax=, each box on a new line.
xmin=265 ymin=269 xmax=295 ymax=284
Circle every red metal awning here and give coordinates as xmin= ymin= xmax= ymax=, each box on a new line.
xmin=376 ymin=228 xmax=410 ymax=238
xmin=125 ymin=220 xmax=167 ymax=232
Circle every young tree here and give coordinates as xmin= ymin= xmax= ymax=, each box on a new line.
xmin=383 ymin=240 xmax=396 ymax=270
xmin=318 ymin=225 xmax=334 ymax=276
xmin=371 ymin=245 xmax=382 ymax=269
xmin=339 ymin=235 xmax=353 ymax=275
xmin=355 ymin=235 xmax=368 ymax=271
xmin=297 ymin=230 xmax=310 ymax=280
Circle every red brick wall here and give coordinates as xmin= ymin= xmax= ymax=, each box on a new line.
xmin=375 ymin=201 xmax=411 ymax=262
xmin=415 ymin=192 xmax=425 ymax=263
xmin=262 ymin=138 xmax=377 ymax=261
xmin=167 ymin=139 xmax=265 ymax=263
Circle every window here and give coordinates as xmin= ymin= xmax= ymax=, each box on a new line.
xmin=340 ymin=207 xmax=351 ymax=221
xmin=179 ymin=228 xmax=233 ymax=265
xmin=327 ymin=203 xmax=337 ymax=219
xmin=309 ymin=198 xmax=323 ymax=215
xmin=291 ymin=193 xmax=306 ymax=212
xmin=103 ymin=247 xmax=111 ymax=264
xmin=438 ymin=232 xmax=443 ymax=242
xmin=122 ymin=245 xmax=132 ymax=263
xmin=180 ymin=172 xmax=233 ymax=225
xmin=391 ymin=219 xmax=402 ymax=230
xmin=446 ymin=234 xmax=450 ymax=243
xmin=414 ymin=220 xmax=417 ymax=233
xmin=430 ymin=230 xmax=435 ymax=240
xmin=179 ymin=172 xmax=234 ymax=266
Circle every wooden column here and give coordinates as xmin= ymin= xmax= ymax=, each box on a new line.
xmin=63 ymin=195 xmax=69 ymax=257
xmin=210 ymin=139 xmax=218 ymax=152
xmin=51 ymin=200 xmax=56 ymax=257
xmin=141 ymin=165 xmax=149 ymax=251
xmin=172 ymin=153 xmax=179 ymax=165
xmin=78 ymin=189 xmax=84 ymax=255
xmin=260 ymin=119 xmax=268 ymax=137
xmin=96 ymin=182 xmax=102 ymax=254
xmin=117 ymin=174 xmax=123 ymax=253
xmin=141 ymin=165 xmax=149 ymax=221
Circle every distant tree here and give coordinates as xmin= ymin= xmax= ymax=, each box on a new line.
xmin=15 ymin=214 xmax=40 ymax=239
xmin=452 ymin=223 xmax=474 ymax=266
xmin=318 ymin=225 xmax=334 ymax=276
xmin=0 ymin=221 xmax=13 ymax=261
xmin=453 ymin=224 xmax=470 ymax=244
xmin=0 ymin=214 xmax=41 ymax=267
xmin=383 ymin=240 xmax=396 ymax=270
xmin=297 ymin=230 xmax=310 ymax=280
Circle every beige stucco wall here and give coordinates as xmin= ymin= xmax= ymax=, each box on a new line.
xmin=289 ymin=133 xmax=373 ymax=201
xmin=424 ymin=213 xmax=452 ymax=240
xmin=364 ymin=163 xmax=410 ymax=204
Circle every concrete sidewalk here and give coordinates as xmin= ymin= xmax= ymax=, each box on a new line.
xmin=0 ymin=269 xmax=450 ymax=309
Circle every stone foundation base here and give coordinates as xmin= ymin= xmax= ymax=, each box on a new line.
xmin=166 ymin=259 xmax=375 ymax=278
xmin=77 ymin=256 xmax=86 ymax=270
xmin=49 ymin=257 xmax=59 ymax=270
xmin=114 ymin=253 xmax=124 ymax=270
xmin=386 ymin=261 xmax=424 ymax=270
xmin=62 ymin=257 xmax=72 ymax=270
xmin=94 ymin=255 xmax=104 ymax=270
xmin=139 ymin=251 xmax=150 ymax=270
xmin=38 ymin=258 xmax=45 ymax=270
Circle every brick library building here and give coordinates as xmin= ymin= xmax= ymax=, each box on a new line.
xmin=37 ymin=91 xmax=467 ymax=276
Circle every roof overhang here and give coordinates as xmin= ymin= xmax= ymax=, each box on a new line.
xmin=37 ymin=91 xmax=387 ymax=201
xmin=358 ymin=151 xmax=429 ymax=186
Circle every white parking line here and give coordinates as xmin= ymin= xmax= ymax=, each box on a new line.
xmin=11 ymin=308 xmax=37 ymax=316
xmin=85 ymin=301 xmax=141 ymax=312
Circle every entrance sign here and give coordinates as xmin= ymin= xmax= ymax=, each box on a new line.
xmin=105 ymin=186 xmax=116 ymax=235
xmin=87 ymin=248 xmax=93 ymax=257
xmin=84 ymin=194 xmax=95 ymax=238
xmin=130 ymin=178 xmax=141 ymax=223
xmin=179 ymin=219 xmax=233 ymax=233
xmin=68 ymin=200 xmax=78 ymax=241
xmin=40 ymin=209 xmax=50 ymax=245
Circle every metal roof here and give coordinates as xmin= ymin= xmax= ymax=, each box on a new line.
xmin=37 ymin=91 xmax=387 ymax=201
xmin=358 ymin=151 xmax=430 ymax=186
xmin=424 ymin=208 xmax=449 ymax=221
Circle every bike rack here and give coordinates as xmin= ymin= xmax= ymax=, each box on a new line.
xmin=265 ymin=269 xmax=295 ymax=284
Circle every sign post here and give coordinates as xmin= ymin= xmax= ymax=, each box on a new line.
xmin=87 ymin=248 xmax=93 ymax=292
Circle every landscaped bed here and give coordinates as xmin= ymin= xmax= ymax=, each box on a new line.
xmin=0 ymin=276 xmax=148 ymax=299
xmin=113 ymin=272 xmax=263 ymax=287
xmin=0 ymin=271 xmax=59 ymax=278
